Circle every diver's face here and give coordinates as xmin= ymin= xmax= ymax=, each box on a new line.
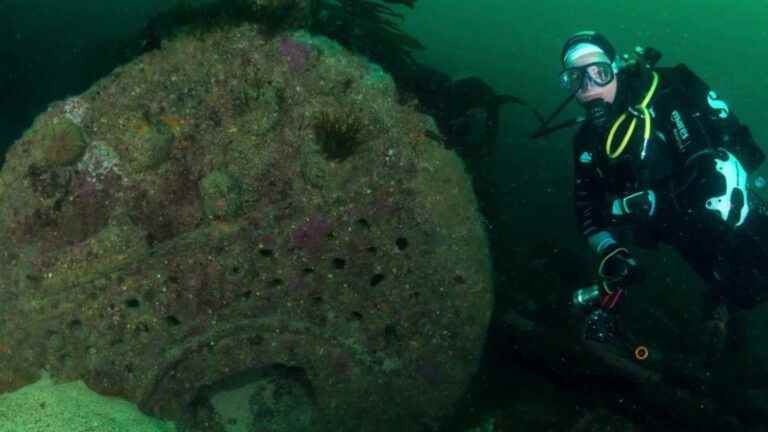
xmin=571 ymin=53 xmax=617 ymax=105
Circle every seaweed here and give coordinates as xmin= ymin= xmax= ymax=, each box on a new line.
xmin=140 ymin=0 xmax=422 ymax=71
xmin=141 ymin=0 xmax=302 ymax=51
xmin=308 ymin=0 xmax=423 ymax=72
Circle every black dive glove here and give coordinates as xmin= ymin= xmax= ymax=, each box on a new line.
xmin=596 ymin=244 xmax=644 ymax=309
xmin=612 ymin=190 xmax=657 ymax=220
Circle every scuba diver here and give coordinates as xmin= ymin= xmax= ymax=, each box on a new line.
xmin=557 ymin=31 xmax=768 ymax=331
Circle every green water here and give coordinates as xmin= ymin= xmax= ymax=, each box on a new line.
xmin=3 ymin=1 xmax=768 ymax=431
xmin=403 ymin=0 xmax=768 ymax=249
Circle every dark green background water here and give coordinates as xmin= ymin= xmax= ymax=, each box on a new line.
xmin=404 ymin=0 xmax=768 ymax=251
xmin=3 ymin=1 xmax=768 ymax=429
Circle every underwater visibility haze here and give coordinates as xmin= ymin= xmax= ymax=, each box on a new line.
xmin=2 ymin=1 xmax=768 ymax=431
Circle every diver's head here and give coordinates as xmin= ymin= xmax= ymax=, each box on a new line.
xmin=560 ymin=31 xmax=618 ymax=105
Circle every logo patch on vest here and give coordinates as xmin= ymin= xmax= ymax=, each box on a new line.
xmin=707 ymin=90 xmax=730 ymax=119
xmin=579 ymin=151 xmax=593 ymax=163
xmin=670 ymin=110 xmax=691 ymax=152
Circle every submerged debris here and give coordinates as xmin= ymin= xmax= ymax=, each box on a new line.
xmin=0 ymin=22 xmax=492 ymax=432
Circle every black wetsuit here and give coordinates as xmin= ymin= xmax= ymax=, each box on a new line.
xmin=573 ymin=64 xmax=768 ymax=308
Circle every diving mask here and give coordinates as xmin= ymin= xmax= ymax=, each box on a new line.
xmin=559 ymin=61 xmax=615 ymax=93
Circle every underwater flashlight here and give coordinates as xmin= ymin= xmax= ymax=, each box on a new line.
xmin=572 ymin=283 xmax=602 ymax=308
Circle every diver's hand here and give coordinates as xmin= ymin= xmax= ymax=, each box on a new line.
xmin=598 ymin=244 xmax=644 ymax=290
xmin=611 ymin=190 xmax=657 ymax=220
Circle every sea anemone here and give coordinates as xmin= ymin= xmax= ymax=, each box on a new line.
xmin=314 ymin=111 xmax=366 ymax=161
